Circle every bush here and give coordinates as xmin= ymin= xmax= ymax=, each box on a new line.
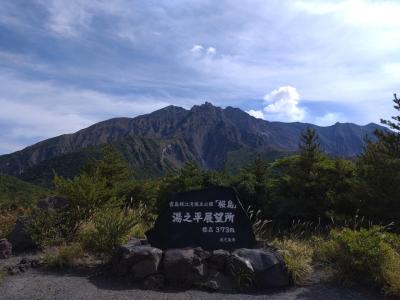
xmin=0 ymin=211 xmax=17 ymax=239
xmin=79 ymin=200 xmax=138 ymax=255
xmin=272 ymin=239 xmax=314 ymax=285
xmin=0 ymin=269 xmax=6 ymax=284
xmin=43 ymin=243 xmax=84 ymax=269
xmin=27 ymin=209 xmax=69 ymax=248
xmin=320 ymin=226 xmax=400 ymax=296
xmin=54 ymin=173 xmax=111 ymax=228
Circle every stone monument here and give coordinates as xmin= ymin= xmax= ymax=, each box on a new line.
xmin=146 ymin=186 xmax=256 ymax=250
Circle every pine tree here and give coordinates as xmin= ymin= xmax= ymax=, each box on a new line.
xmin=356 ymin=94 xmax=400 ymax=221
xmin=95 ymin=144 xmax=133 ymax=188
xmin=299 ymin=127 xmax=322 ymax=162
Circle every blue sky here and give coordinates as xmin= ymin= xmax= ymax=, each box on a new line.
xmin=0 ymin=0 xmax=399 ymax=154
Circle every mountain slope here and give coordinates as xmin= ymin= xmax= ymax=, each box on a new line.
xmin=0 ymin=103 xmax=385 ymax=184
xmin=0 ymin=174 xmax=48 ymax=208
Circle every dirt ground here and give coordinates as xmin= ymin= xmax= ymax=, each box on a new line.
xmin=0 ymin=254 xmax=388 ymax=300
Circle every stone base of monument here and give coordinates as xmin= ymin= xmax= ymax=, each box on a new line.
xmin=111 ymin=239 xmax=290 ymax=292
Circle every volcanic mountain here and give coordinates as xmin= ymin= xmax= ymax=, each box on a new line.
xmin=0 ymin=102 xmax=384 ymax=185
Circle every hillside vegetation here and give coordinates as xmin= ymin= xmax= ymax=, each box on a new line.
xmin=0 ymin=174 xmax=48 ymax=209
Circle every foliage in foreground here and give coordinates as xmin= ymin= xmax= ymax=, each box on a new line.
xmin=0 ymin=269 xmax=5 ymax=284
xmin=43 ymin=243 xmax=84 ymax=269
xmin=272 ymin=239 xmax=314 ymax=286
xmin=79 ymin=200 xmax=138 ymax=255
xmin=0 ymin=211 xmax=18 ymax=239
xmin=320 ymin=226 xmax=400 ymax=296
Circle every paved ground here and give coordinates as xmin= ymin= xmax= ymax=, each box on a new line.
xmin=0 ymin=268 xmax=387 ymax=300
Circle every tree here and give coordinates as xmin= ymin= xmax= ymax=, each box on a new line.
xmin=231 ymin=156 xmax=271 ymax=216
xmin=269 ymin=128 xmax=355 ymax=221
xmin=299 ymin=127 xmax=321 ymax=160
xmin=356 ymin=94 xmax=400 ymax=222
xmin=94 ymin=145 xmax=133 ymax=188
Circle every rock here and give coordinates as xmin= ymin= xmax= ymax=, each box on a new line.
xmin=163 ymin=248 xmax=207 ymax=288
xmin=112 ymin=242 xmax=162 ymax=280
xmin=37 ymin=196 xmax=69 ymax=211
xmin=143 ymin=274 xmax=165 ymax=290
xmin=140 ymin=239 xmax=149 ymax=245
xmin=207 ymin=270 xmax=236 ymax=292
xmin=6 ymin=257 xmax=41 ymax=275
xmin=233 ymin=248 xmax=290 ymax=289
xmin=227 ymin=254 xmax=255 ymax=291
xmin=7 ymin=217 xmax=36 ymax=252
xmin=0 ymin=239 xmax=12 ymax=259
xmin=203 ymin=279 xmax=219 ymax=291
xmin=209 ymin=249 xmax=229 ymax=270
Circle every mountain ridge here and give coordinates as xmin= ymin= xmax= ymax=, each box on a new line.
xmin=0 ymin=102 xmax=386 ymax=184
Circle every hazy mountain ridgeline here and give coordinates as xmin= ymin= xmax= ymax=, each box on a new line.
xmin=0 ymin=102 xmax=384 ymax=185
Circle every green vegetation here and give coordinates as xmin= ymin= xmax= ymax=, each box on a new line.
xmin=0 ymin=269 xmax=5 ymax=285
xmin=79 ymin=200 xmax=138 ymax=255
xmin=320 ymin=226 xmax=400 ymax=296
xmin=0 ymin=174 xmax=47 ymax=209
xmin=272 ymin=239 xmax=314 ymax=286
xmin=43 ymin=243 xmax=84 ymax=269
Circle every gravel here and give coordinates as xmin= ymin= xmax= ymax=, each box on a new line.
xmin=0 ymin=268 xmax=385 ymax=300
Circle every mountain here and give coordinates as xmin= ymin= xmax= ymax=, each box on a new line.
xmin=0 ymin=102 xmax=385 ymax=185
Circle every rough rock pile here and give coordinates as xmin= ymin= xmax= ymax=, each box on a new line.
xmin=112 ymin=239 xmax=290 ymax=291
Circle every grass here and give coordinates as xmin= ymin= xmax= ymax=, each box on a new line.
xmin=319 ymin=226 xmax=400 ymax=297
xmin=0 ymin=269 xmax=6 ymax=285
xmin=43 ymin=243 xmax=84 ymax=269
xmin=272 ymin=238 xmax=314 ymax=285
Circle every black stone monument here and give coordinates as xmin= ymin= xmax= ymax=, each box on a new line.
xmin=146 ymin=186 xmax=256 ymax=250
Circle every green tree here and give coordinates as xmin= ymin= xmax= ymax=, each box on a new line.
xmin=231 ymin=156 xmax=271 ymax=215
xmin=270 ymin=128 xmax=355 ymax=221
xmin=46 ymin=144 xmax=134 ymax=240
xmin=92 ymin=144 xmax=132 ymax=188
xmin=356 ymin=94 xmax=400 ymax=222
xmin=156 ymin=161 xmax=226 ymax=211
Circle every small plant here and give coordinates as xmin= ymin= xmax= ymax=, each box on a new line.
xmin=79 ymin=199 xmax=138 ymax=255
xmin=0 ymin=211 xmax=17 ymax=239
xmin=272 ymin=238 xmax=314 ymax=285
xmin=246 ymin=206 xmax=271 ymax=240
xmin=320 ymin=226 xmax=400 ymax=296
xmin=0 ymin=269 xmax=6 ymax=284
xmin=227 ymin=256 xmax=255 ymax=291
xmin=43 ymin=243 xmax=84 ymax=269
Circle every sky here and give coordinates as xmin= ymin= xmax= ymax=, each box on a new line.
xmin=0 ymin=0 xmax=399 ymax=154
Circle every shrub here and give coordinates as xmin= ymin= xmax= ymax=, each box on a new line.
xmin=43 ymin=243 xmax=84 ymax=269
xmin=272 ymin=239 xmax=314 ymax=285
xmin=0 ymin=211 xmax=17 ymax=239
xmin=0 ymin=269 xmax=6 ymax=284
xmin=320 ymin=226 xmax=400 ymax=296
xmin=79 ymin=200 xmax=138 ymax=255
xmin=54 ymin=173 xmax=111 ymax=227
xmin=27 ymin=209 xmax=69 ymax=248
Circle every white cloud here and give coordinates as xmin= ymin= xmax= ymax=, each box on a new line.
xmin=0 ymin=73 xmax=171 ymax=153
xmin=314 ymin=112 xmax=343 ymax=126
xmin=190 ymin=45 xmax=217 ymax=57
xmin=247 ymin=109 xmax=264 ymax=119
xmin=262 ymin=86 xmax=306 ymax=122
xmin=190 ymin=44 xmax=204 ymax=54
xmin=39 ymin=0 xmax=94 ymax=37
xmin=206 ymin=47 xmax=216 ymax=56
